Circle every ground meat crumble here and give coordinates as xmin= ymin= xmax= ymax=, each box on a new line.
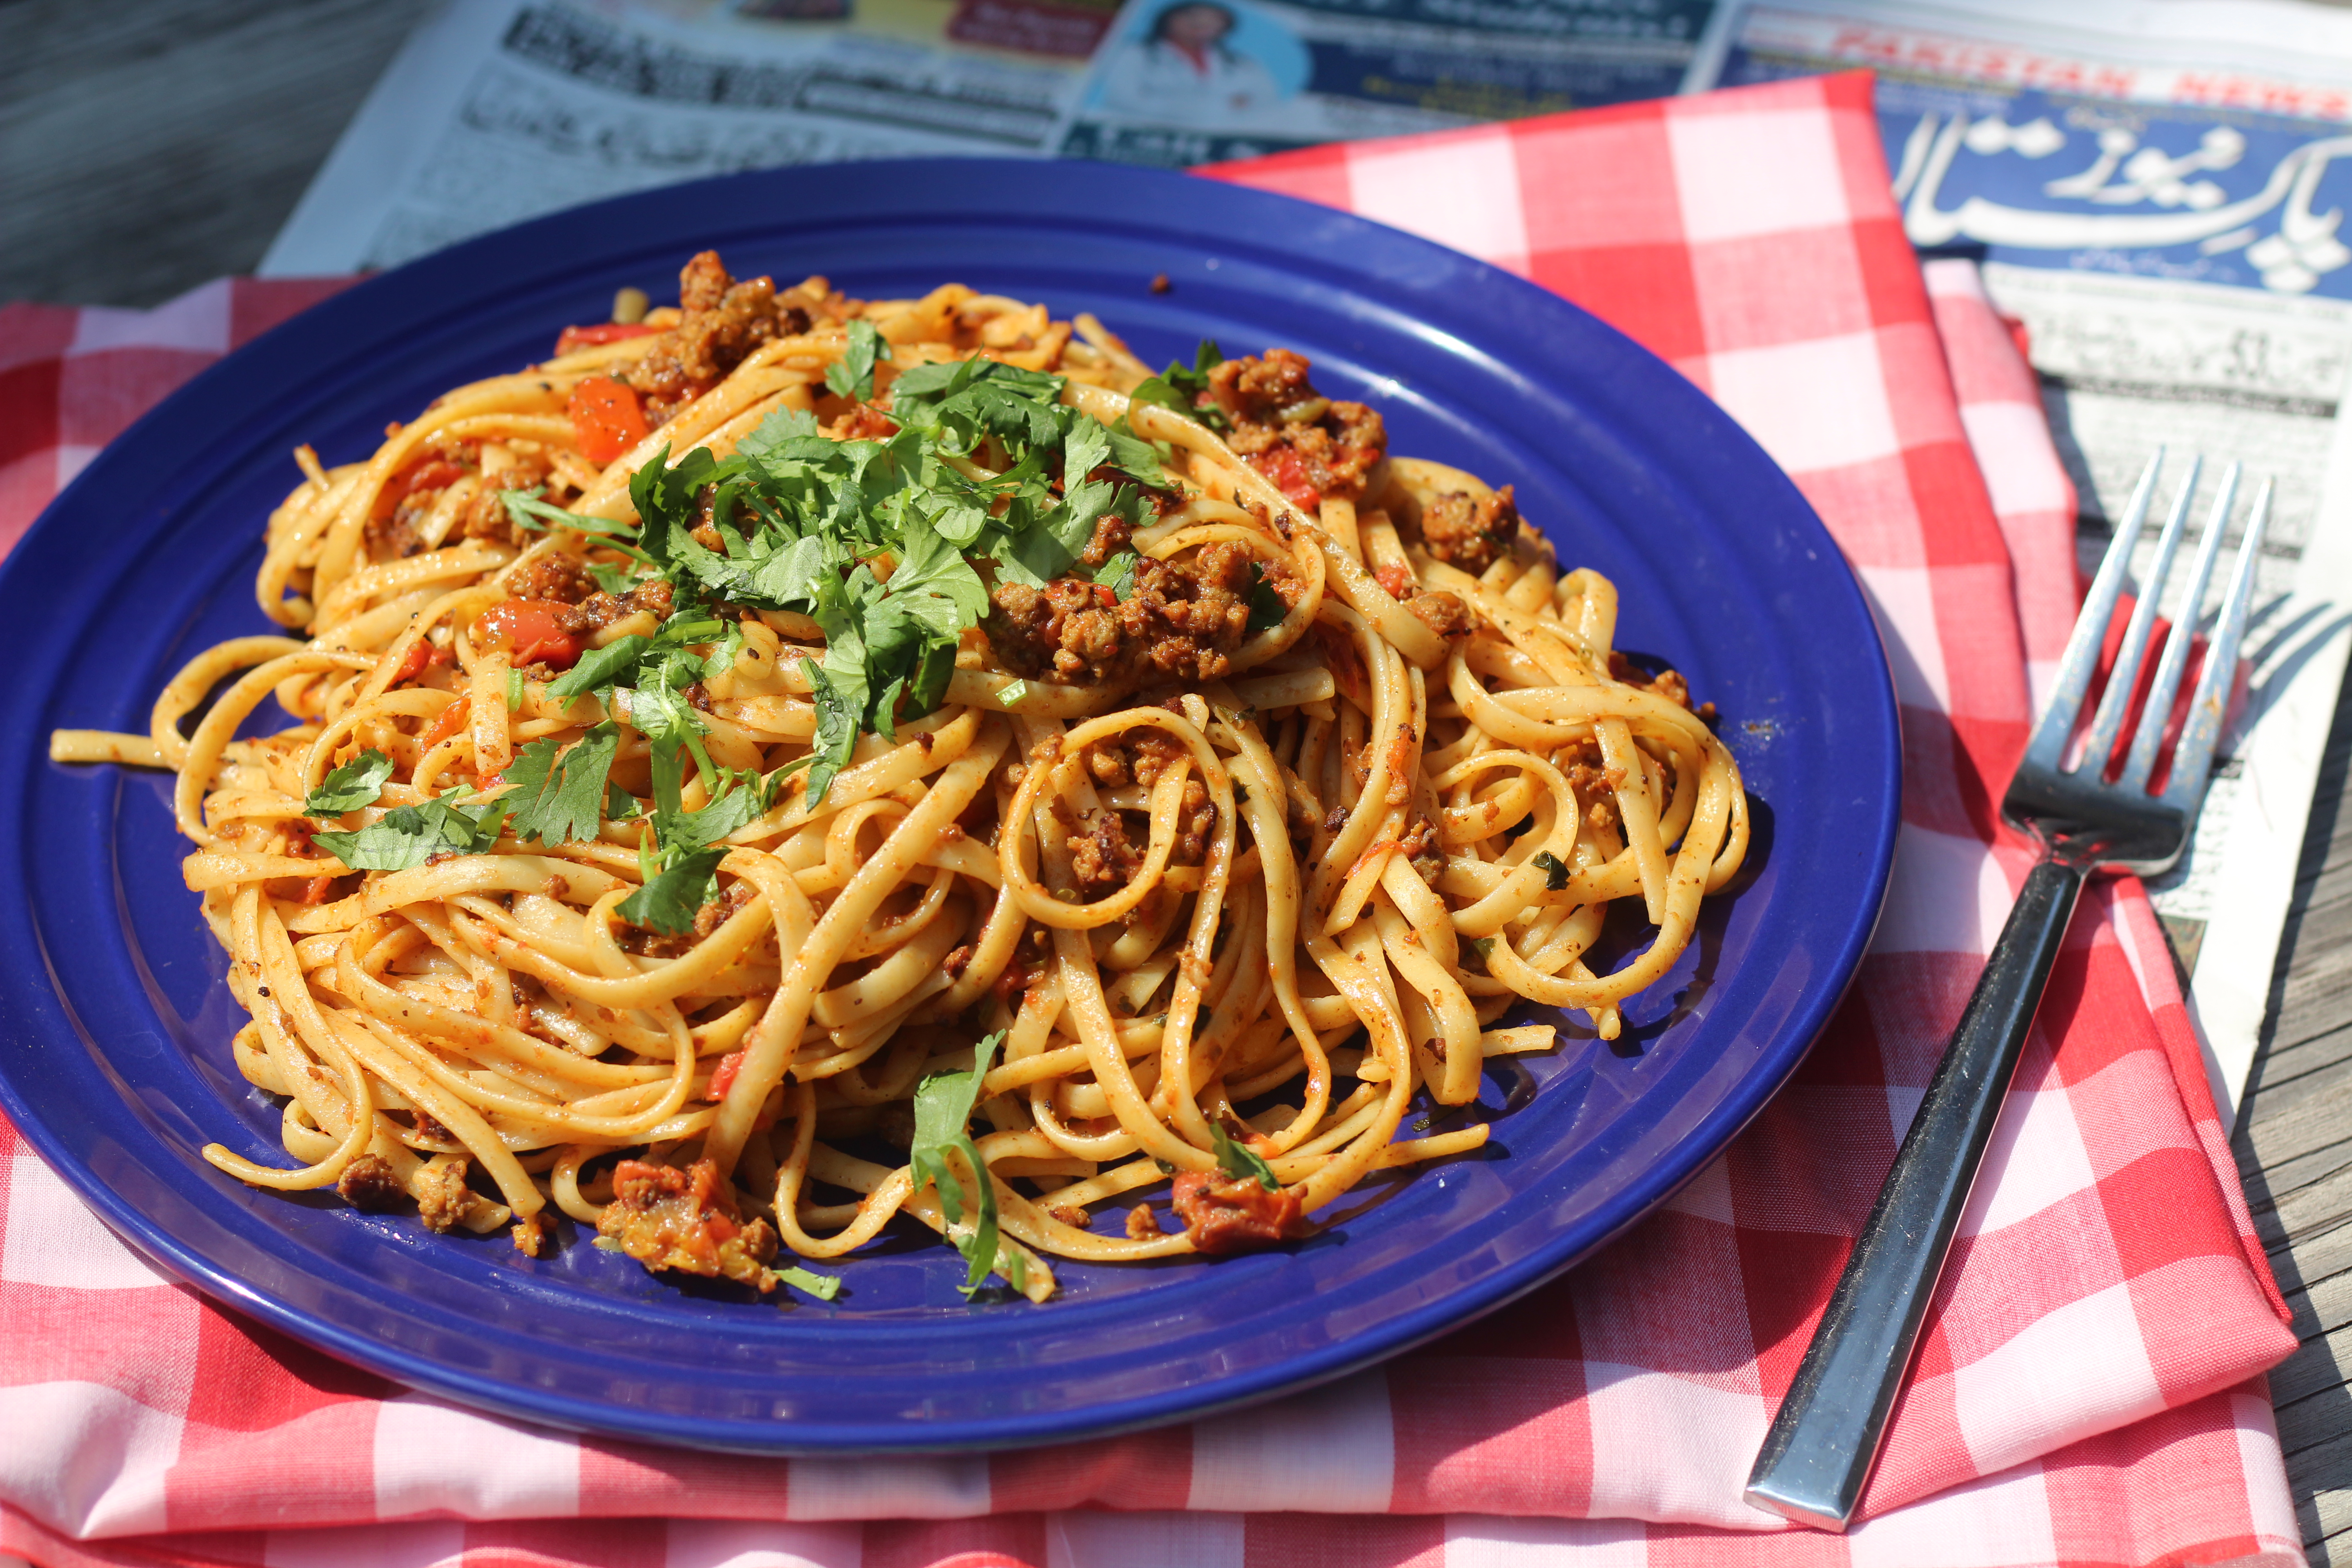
xmin=597 ymin=1156 xmax=782 ymax=1291
xmin=1204 ymin=350 xmax=1386 ymax=511
xmin=625 ymin=252 xmax=813 ymax=426
xmin=1067 ymin=808 xmax=1144 ymax=893
xmin=335 ymin=1153 xmax=406 ymax=1213
xmin=1172 ymin=1169 xmax=1307 ymax=1254
xmin=1414 ymin=485 xmax=1523 ymax=575
xmin=985 ymin=541 xmax=1294 ymax=686
xmin=1403 ymin=588 xmax=1473 ymax=641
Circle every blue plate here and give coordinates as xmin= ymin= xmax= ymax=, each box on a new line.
xmin=0 ymin=159 xmax=1897 ymax=1453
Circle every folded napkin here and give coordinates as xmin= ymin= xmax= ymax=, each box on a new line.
xmin=0 ymin=71 xmax=2305 ymax=1568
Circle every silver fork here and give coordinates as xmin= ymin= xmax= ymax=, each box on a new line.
xmin=1743 ymin=449 xmax=2273 ymax=1532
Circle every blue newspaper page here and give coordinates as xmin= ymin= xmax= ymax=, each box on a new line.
xmin=1055 ymin=0 xmax=1719 ymax=167
xmin=1708 ymin=0 xmax=2352 ymax=1118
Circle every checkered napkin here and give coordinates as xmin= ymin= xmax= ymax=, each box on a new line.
xmin=0 ymin=72 xmax=2307 ymax=1568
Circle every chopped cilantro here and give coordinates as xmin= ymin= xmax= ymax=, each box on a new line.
xmin=656 ymin=764 xmax=779 ymax=853
xmin=1468 ymin=936 xmax=1496 ymax=963
xmin=1245 ymin=560 xmax=1288 ymax=634
xmin=1091 ymin=549 xmax=1139 ymax=602
xmin=497 ymin=489 xmax=653 ymax=560
xmin=547 ymin=634 xmax=652 ymax=701
xmin=304 ymin=750 xmax=393 ymax=816
xmin=313 ymin=793 xmax=509 ymax=872
xmin=1104 ymin=416 xmax=1166 ymax=486
xmin=908 ymin=1031 xmax=1027 ymax=1297
xmin=616 ymin=844 xmax=725 ymax=936
xmin=823 ymin=318 xmax=891 ymax=403
xmin=504 ymin=667 xmax=525 ymax=710
xmin=802 ymin=658 xmax=860 ymax=804
xmin=585 ymin=560 xmax=636 ymax=597
xmin=1210 ymin=1123 xmax=1279 ymax=1191
xmin=613 ymin=760 xmax=781 ymax=934
xmin=775 ymin=1264 xmax=841 ymax=1301
xmin=1532 ymin=850 xmax=1569 ymax=891
xmin=529 ymin=347 xmax=1178 ymax=828
xmin=1129 ymin=340 xmax=1227 ymax=431
xmin=503 ymin=723 xmax=618 ymax=847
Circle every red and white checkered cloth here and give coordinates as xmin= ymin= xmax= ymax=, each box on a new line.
xmin=0 ymin=72 xmax=2307 ymax=1568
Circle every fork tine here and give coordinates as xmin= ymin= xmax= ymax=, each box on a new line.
xmin=2120 ymin=463 xmax=2239 ymax=792
xmin=2024 ymin=449 xmax=2165 ymax=771
xmin=2163 ymin=478 xmax=2271 ymax=811
xmin=2077 ymin=454 xmax=2202 ymax=775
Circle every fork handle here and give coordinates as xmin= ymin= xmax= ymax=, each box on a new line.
xmin=1744 ymin=854 xmax=2088 ymax=1531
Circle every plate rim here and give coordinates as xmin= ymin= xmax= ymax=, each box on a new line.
xmin=0 ymin=155 xmax=1901 ymax=1453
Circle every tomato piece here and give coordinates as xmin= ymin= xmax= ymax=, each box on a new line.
xmin=553 ymin=322 xmax=664 ymax=357
xmin=373 ymin=458 xmax=467 ymax=520
xmin=475 ymin=598 xmax=583 ymax=671
xmin=417 ymin=695 xmax=470 ymax=754
xmin=1251 ymin=446 xmax=1321 ymax=512
xmin=567 ymin=375 xmax=652 ymax=465
xmin=1374 ymin=562 xmax=1416 ymax=600
xmin=389 ymin=638 xmax=457 ymax=686
xmin=705 ymin=1049 xmax=747 ymax=1103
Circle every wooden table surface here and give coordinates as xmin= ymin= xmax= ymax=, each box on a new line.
xmin=9 ymin=1 xmax=2352 ymax=1560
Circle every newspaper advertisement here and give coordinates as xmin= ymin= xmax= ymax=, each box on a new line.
xmin=1054 ymin=0 xmax=1725 ymax=168
xmin=1698 ymin=0 xmax=2352 ymax=1119
xmin=264 ymin=0 xmax=1108 ymax=274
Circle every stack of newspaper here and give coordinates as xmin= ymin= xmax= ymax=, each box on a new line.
xmin=266 ymin=0 xmax=2352 ymax=1124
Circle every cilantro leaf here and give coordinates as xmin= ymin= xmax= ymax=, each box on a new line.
xmin=1246 ymin=560 xmax=1288 ymax=634
xmin=585 ymin=561 xmax=636 ymax=597
xmin=1531 ymin=849 xmax=1569 ymax=891
xmin=1092 ymin=549 xmax=1138 ymax=603
xmin=823 ymin=319 xmax=891 ymax=403
xmin=775 ymin=1264 xmax=841 ymax=1301
xmin=1061 ymin=415 xmax=1111 ymax=487
xmin=503 ymin=722 xmax=618 ymax=847
xmin=1210 ymin=1123 xmax=1279 ymax=1192
xmin=547 ymin=634 xmax=651 ymax=701
xmin=802 ymin=657 xmax=860 ymax=804
xmin=997 ymin=478 xmax=1118 ymax=587
xmin=734 ymin=404 xmax=823 ymax=466
xmin=1129 ymin=340 xmax=1227 ymax=431
xmin=498 ymin=489 xmax=647 ymax=546
xmin=908 ymin=1031 xmax=1027 ymax=1297
xmin=616 ymin=843 xmax=726 ymax=936
xmin=889 ymin=509 xmax=991 ymax=625
xmin=304 ymin=750 xmax=394 ymax=815
xmin=1104 ymin=416 xmax=1166 ymax=486
xmin=312 ymin=794 xmax=509 ymax=871
xmin=658 ymin=765 xmax=778 ymax=853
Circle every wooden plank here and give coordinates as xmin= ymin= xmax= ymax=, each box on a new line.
xmin=0 ymin=0 xmax=429 ymax=307
xmin=2237 ymin=644 xmax=2352 ymax=1559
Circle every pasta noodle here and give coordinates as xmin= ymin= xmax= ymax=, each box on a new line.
xmin=51 ymin=252 xmax=1748 ymax=1303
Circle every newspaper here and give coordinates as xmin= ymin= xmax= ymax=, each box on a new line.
xmin=1697 ymin=0 xmax=2352 ymax=1121
xmin=264 ymin=0 xmax=1734 ymax=270
xmin=264 ymin=0 xmax=1105 ymax=274
xmin=1054 ymin=0 xmax=1730 ymax=168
